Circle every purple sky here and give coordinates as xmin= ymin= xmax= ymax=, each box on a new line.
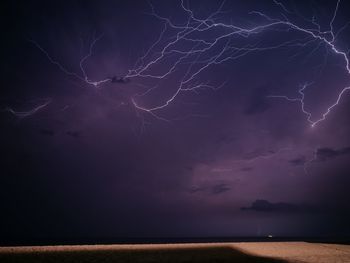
xmin=1 ymin=0 xmax=350 ymax=243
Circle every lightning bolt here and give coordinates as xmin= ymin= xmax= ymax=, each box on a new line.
xmin=25 ymin=0 xmax=349 ymax=126
xmin=3 ymin=98 xmax=52 ymax=119
xmin=267 ymin=83 xmax=315 ymax=126
xmin=268 ymin=83 xmax=350 ymax=128
xmin=29 ymin=33 xmax=111 ymax=88
xmin=265 ymin=0 xmax=350 ymax=127
xmin=303 ymin=147 xmax=319 ymax=175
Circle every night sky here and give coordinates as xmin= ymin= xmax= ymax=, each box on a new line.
xmin=1 ymin=0 xmax=350 ymax=243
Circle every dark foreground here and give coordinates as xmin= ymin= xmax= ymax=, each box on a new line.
xmin=0 ymin=247 xmax=285 ymax=263
xmin=1 ymin=242 xmax=350 ymax=263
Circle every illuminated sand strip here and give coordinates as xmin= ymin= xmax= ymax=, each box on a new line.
xmin=234 ymin=242 xmax=350 ymax=263
xmin=1 ymin=242 xmax=350 ymax=262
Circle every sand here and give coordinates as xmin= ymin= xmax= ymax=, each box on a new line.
xmin=1 ymin=242 xmax=349 ymax=262
xmin=234 ymin=242 xmax=350 ymax=263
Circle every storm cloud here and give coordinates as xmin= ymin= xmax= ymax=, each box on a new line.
xmin=1 ymin=0 xmax=350 ymax=242
xmin=241 ymin=200 xmax=318 ymax=214
xmin=316 ymin=147 xmax=350 ymax=161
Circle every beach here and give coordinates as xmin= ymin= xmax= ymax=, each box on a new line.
xmin=1 ymin=242 xmax=350 ymax=262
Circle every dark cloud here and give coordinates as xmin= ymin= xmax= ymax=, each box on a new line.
xmin=316 ymin=147 xmax=350 ymax=161
xmin=188 ymin=186 xmax=205 ymax=194
xmin=289 ymin=157 xmax=306 ymax=166
xmin=189 ymin=183 xmax=231 ymax=195
xmin=211 ymin=183 xmax=231 ymax=195
xmin=241 ymin=199 xmax=317 ymax=214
